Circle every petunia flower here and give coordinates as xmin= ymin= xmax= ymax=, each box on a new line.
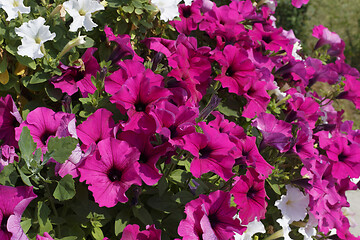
xmin=78 ymin=138 xmax=141 ymax=207
xmin=0 ymin=0 xmax=30 ymax=21
xmin=50 ymin=47 xmax=100 ymax=97
xmin=178 ymin=190 xmax=245 ymax=240
xmin=275 ymin=185 xmax=309 ymax=222
xmin=36 ymin=232 xmax=54 ymax=240
xmin=63 ymin=0 xmax=104 ymax=32
xmin=0 ymin=185 xmax=37 ymax=240
xmin=291 ymin=0 xmax=309 ymax=8
xmin=0 ymin=145 xmax=18 ymax=173
xmin=15 ymin=17 xmax=56 ymax=59
xmin=234 ymin=217 xmax=266 ymax=240
xmin=231 ymin=169 xmax=268 ymax=225
xmin=120 ymin=224 xmax=161 ymax=240
xmin=151 ymin=0 xmax=181 ymax=22
xmin=0 ymin=95 xmax=22 ymax=147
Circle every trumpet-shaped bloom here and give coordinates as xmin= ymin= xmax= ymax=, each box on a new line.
xmin=231 ymin=169 xmax=268 ymax=224
xmin=0 ymin=185 xmax=37 ymax=240
xmin=178 ymin=190 xmax=245 ymax=240
xmin=15 ymin=17 xmax=56 ymax=59
xmin=120 ymin=224 xmax=161 ymax=240
xmin=63 ymin=0 xmax=104 ymax=32
xmin=78 ymin=138 xmax=141 ymax=207
xmin=0 ymin=145 xmax=18 ymax=173
xmin=0 ymin=95 xmax=22 ymax=147
xmin=275 ymin=185 xmax=309 ymax=222
xmin=151 ymin=0 xmax=181 ymax=21
xmin=182 ymin=122 xmax=236 ymax=180
xmin=0 ymin=0 xmax=30 ymax=21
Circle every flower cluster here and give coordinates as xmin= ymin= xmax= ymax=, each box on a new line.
xmin=1 ymin=0 xmax=360 ymax=239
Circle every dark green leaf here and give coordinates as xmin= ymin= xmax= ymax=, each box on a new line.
xmin=0 ymin=164 xmax=18 ymax=186
xmin=30 ymin=72 xmax=51 ymax=84
xmin=147 ymin=194 xmax=178 ymax=212
xmin=37 ymin=201 xmax=53 ymax=234
xmin=19 ymin=126 xmax=36 ymax=164
xmin=47 ymin=137 xmax=78 ymax=164
xmin=132 ymin=205 xmax=153 ymax=225
xmin=114 ymin=208 xmax=131 ymax=236
xmin=53 ymin=174 xmax=76 ymax=201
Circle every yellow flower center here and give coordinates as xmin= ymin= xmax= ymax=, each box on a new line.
xmin=79 ymin=9 xmax=86 ymax=16
xmin=13 ymin=0 xmax=19 ymax=7
xmin=35 ymin=37 xmax=41 ymax=44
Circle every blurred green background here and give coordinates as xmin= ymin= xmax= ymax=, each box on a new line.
xmin=275 ymin=0 xmax=360 ymax=128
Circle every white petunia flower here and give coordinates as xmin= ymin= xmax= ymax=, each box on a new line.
xmin=0 ymin=0 xmax=30 ymax=21
xmin=15 ymin=17 xmax=56 ymax=59
xmin=292 ymin=41 xmax=303 ymax=60
xmin=234 ymin=218 xmax=266 ymax=240
xmin=63 ymin=0 xmax=105 ymax=32
xmin=275 ymin=185 xmax=309 ymax=222
xmin=277 ymin=216 xmax=293 ymax=240
xmin=299 ymin=213 xmax=318 ymax=240
xmin=151 ymin=0 xmax=181 ymax=21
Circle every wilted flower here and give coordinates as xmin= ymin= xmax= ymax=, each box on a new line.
xmin=63 ymin=0 xmax=105 ymax=32
xmin=15 ymin=17 xmax=56 ymax=59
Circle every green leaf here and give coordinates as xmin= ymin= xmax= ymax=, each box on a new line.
xmin=47 ymin=136 xmax=78 ymax=164
xmin=30 ymin=72 xmax=51 ymax=84
xmin=266 ymin=178 xmax=282 ymax=195
xmin=77 ymin=37 xmax=94 ymax=49
xmin=16 ymin=55 xmax=37 ymax=70
xmin=53 ymin=174 xmax=76 ymax=201
xmin=147 ymin=194 xmax=178 ymax=212
xmin=0 ymin=58 xmax=7 ymax=73
xmin=114 ymin=208 xmax=131 ymax=236
xmin=45 ymin=83 xmax=63 ymax=102
xmin=37 ymin=201 xmax=53 ymax=234
xmin=172 ymin=191 xmax=194 ymax=205
xmin=158 ymin=177 xmax=168 ymax=196
xmin=169 ymin=169 xmax=192 ymax=185
xmin=0 ymin=164 xmax=18 ymax=186
xmin=122 ymin=5 xmax=134 ymax=13
xmin=91 ymin=227 xmax=104 ymax=240
xmin=135 ymin=8 xmax=143 ymax=14
xmin=132 ymin=205 xmax=153 ymax=225
xmin=17 ymin=165 xmax=33 ymax=187
xmin=19 ymin=127 xmax=37 ymax=165
xmin=20 ymin=219 xmax=32 ymax=234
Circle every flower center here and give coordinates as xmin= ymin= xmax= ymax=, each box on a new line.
xmin=35 ymin=37 xmax=42 ymax=44
xmin=247 ymin=186 xmax=257 ymax=199
xmin=135 ymin=102 xmax=147 ymax=112
xmin=79 ymin=9 xmax=86 ymax=16
xmin=225 ymin=66 xmax=234 ymax=77
xmin=138 ymin=153 xmax=148 ymax=164
xmin=40 ymin=130 xmax=56 ymax=146
xmin=13 ymin=0 xmax=19 ymax=7
xmin=199 ymin=146 xmax=212 ymax=159
xmin=1 ymin=215 xmax=9 ymax=232
xmin=107 ymin=167 xmax=122 ymax=182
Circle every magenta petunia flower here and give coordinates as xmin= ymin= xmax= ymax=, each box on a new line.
xmin=153 ymin=102 xmax=198 ymax=147
xmin=50 ymin=48 xmax=100 ymax=97
xmin=120 ymin=224 xmax=161 ymax=240
xmin=118 ymin=131 xmax=168 ymax=185
xmin=182 ymin=122 xmax=235 ymax=180
xmin=170 ymin=2 xmax=202 ymax=35
xmin=76 ymin=108 xmax=115 ymax=151
xmin=0 ymin=145 xmax=18 ymax=173
xmin=15 ymin=107 xmax=69 ymax=153
xmin=337 ymin=76 xmax=360 ymax=110
xmin=312 ymin=25 xmax=345 ymax=59
xmin=36 ymin=232 xmax=54 ymax=240
xmin=252 ymin=112 xmax=293 ymax=152
xmin=230 ymin=169 xmax=268 ymax=225
xmin=110 ymin=71 xmax=171 ymax=133
xmin=0 ymin=185 xmax=37 ymax=240
xmin=212 ymin=45 xmax=256 ymax=96
xmin=0 ymin=95 xmax=22 ymax=148
xmin=291 ymin=0 xmax=309 ymax=8
xmin=78 ymin=138 xmax=141 ymax=207
xmin=104 ymin=26 xmax=143 ymax=64
xmin=178 ymin=190 xmax=245 ymax=240
xmin=232 ymin=136 xmax=273 ymax=179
